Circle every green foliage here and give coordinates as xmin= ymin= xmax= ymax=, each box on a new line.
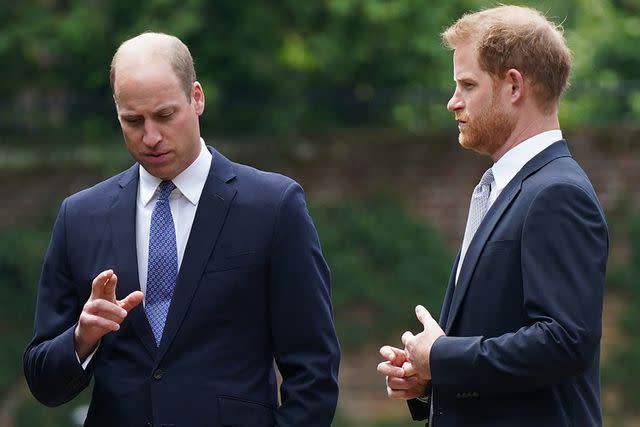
xmin=562 ymin=0 xmax=640 ymax=127
xmin=7 ymin=0 xmax=639 ymax=136
xmin=605 ymin=212 xmax=640 ymax=414
xmin=312 ymin=197 xmax=451 ymax=348
xmin=0 ymin=225 xmax=94 ymax=427
xmin=15 ymin=393 xmax=91 ymax=427
xmin=0 ymin=227 xmax=49 ymax=396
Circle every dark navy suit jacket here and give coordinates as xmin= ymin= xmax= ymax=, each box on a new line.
xmin=409 ymin=141 xmax=608 ymax=426
xmin=24 ymin=147 xmax=340 ymax=427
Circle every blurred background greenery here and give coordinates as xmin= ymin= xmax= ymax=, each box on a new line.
xmin=2 ymin=0 xmax=640 ymax=425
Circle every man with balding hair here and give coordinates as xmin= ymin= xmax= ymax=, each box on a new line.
xmin=377 ymin=6 xmax=608 ymax=427
xmin=24 ymin=32 xmax=340 ymax=427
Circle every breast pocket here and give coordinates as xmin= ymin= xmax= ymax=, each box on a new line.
xmin=480 ymin=239 xmax=519 ymax=257
xmin=476 ymin=239 xmax=520 ymax=281
xmin=205 ymin=250 xmax=264 ymax=273
xmin=195 ymin=250 xmax=268 ymax=322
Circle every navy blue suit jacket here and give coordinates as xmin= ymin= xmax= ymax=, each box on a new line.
xmin=24 ymin=147 xmax=340 ymax=427
xmin=409 ymin=141 xmax=608 ymax=426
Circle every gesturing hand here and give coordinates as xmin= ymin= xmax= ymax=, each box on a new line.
xmin=74 ymin=269 xmax=143 ymax=360
xmin=401 ymin=305 xmax=445 ymax=381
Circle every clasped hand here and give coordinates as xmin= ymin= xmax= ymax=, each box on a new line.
xmin=376 ymin=305 xmax=445 ymax=400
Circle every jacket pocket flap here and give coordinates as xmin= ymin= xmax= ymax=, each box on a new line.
xmin=218 ymin=396 xmax=274 ymax=426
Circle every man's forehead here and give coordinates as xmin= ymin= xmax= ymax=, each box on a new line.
xmin=114 ymin=34 xmax=173 ymax=74
xmin=119 ymin=33 xmax=173 ymax=54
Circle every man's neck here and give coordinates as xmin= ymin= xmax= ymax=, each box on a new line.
xmin=491 ymin=113 xmax=560 ymax=162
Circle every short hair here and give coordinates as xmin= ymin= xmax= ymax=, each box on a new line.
xmin=442 ymin=5 xmax=572 ymax=113
xmin=110 ymin=32 xmax=196 ymax=100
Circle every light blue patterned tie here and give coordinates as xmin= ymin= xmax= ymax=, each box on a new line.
xmin=145 ymin=180 xmax=177 ymax=346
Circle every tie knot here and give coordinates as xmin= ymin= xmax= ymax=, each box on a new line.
xmin=157 ymin=181 xmax=176 ymax=201
xmin=479 ymin=168 xmax=494 ymax=186
xmin=473 ymin=168 xmax=494 ymax=197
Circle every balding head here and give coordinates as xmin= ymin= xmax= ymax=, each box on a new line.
xmin=110 ymin=32 xmax=196 ymax=101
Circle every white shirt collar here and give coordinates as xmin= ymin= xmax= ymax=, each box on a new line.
xmin=491 ymin=129 xmax=563 ymax=194
xmin=139 ymin=138 xmax=212 ymax=206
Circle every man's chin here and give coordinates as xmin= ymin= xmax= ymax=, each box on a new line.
xmin=458 ymin=135 xmax=475 ymax=151
xmin=459 ymin=135 xmax=492 ymax=156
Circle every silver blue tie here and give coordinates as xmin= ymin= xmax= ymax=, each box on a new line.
xmin=145 ymin=180 xmax=178 ymax=345
xmin=457 ymin=168 xmax=494 ymax=282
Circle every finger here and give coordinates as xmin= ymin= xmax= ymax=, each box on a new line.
xmin=102 ymin=273 xmax=118 ymax=301
xmin=387 ymin=384 xmax=427 ymax=400
xmin=402 ymin=361 xmax=417 ymax=377
xmin=379 ymin=345 xmax=407 ymax=365
xmin=387 ymin=375 xmax=419 ymax=390
xmin=386 ymin=386 xmax=420 ymax=400
xmin=401 ymin=331 xmax=414 ymax=347
xmin=377 ymin=361 xmax=405 ymax=378
xmin=84 ymin=299 xmax=127 ymax=323
xmin=78 ymin=312 xmax=121 ymax=332
xmin=90 ymin=270 xmax=114 ymax=298
xmin=415 ymin=305 xmax=433 ymax=330
xmin=119 ymin=291 xmax=144 ymax=312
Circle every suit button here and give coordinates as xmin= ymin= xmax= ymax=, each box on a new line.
xmin=145 ymin=423 xmax=152 ymax=427
xmin=152 ymin=369 xmax=164 ymax=380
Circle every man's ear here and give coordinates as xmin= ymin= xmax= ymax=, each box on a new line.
xmin=192 ymin=82 xmax=205 ymax=115
xmin=505 ymin=68 xmax=524 ymax=104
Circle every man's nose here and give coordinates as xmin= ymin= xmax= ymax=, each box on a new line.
xmin=447 ymin=91 xmax=464 ymax=112
xmin=143 ymin=120 xmax=162 ymax=146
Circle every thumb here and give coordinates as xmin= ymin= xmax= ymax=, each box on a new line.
xmin=402 ymin=361 xmax=417 ymax=377
xmin=415 ymin=305 xmax=432 ymax=330
xmin=379 ymin=346 xmax=407 ymax=366
xmin=119 ymin=291 xmax=144 ymax=312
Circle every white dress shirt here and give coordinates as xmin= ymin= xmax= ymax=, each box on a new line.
xmin=488 ymin=129 xmax=562 ymax=206
xmin=136 ymin=138 xmax=212 ymax=298
xmin=456 ymin=129 xmax=563 ymax=280
xmin=79 ymin=139 xmax=211 ymax=369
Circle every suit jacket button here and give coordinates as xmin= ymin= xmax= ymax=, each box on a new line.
xmin=145 ymin=423 xmax=153 ymax=427
xmin=153 ymin=369 xmax=164 ymax=380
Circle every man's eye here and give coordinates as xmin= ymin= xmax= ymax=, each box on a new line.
xmin=123 ymin=117 xmax=142 ymax=124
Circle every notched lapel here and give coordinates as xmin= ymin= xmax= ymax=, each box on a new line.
xmin=444 ymin=140 xmax=572 ymax=332
xmin=109 ymin=166 xmax=158 ymax=357
xmin=438 ymin=256 xmax=459 ymax=327
xmin=157 ymin=148 xmax=237 ymax=358
xmin=445 ymin=183 xmax=521 ymax=332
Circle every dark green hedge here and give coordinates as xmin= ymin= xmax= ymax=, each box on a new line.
xmin=312 ymin=196 xmax=452 ymax=348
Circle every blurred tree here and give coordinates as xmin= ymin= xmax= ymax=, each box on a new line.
xmin=5 ymin=0 xmax=640 ymax=136
xmin=562 ymin=0 xmax=640 ymax=127
xmin=12 ymin=0 xmax=635 ymax=136
xmin=312 ymin=197 xmax=451 ymax=348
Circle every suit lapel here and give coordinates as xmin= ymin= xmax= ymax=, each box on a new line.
xmin=157 ymin=147 xmax=237 ymax=358
xmin=438 ymin=257 xmax=458 ymax=327
xmin=108 ymin=164 xmax=158 ymax=357
xmin=445 ymin=182 xmax=521 ymax=332
xmin=444 ymin=140 xmax=572 ymax=333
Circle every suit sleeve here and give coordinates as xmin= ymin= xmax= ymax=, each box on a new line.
xmin=23 ymin=198 xmax=93 ymax=406
xmin=430 ymin=182 xmax=608 ymax=391
xmin=268 ymin=182 xmax=340 ymax=426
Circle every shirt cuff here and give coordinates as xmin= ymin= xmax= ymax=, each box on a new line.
xmin=75 ymin=344 xmax=99 ymax=370
xmin=416 ymin=395 xmax=430 ymax=404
